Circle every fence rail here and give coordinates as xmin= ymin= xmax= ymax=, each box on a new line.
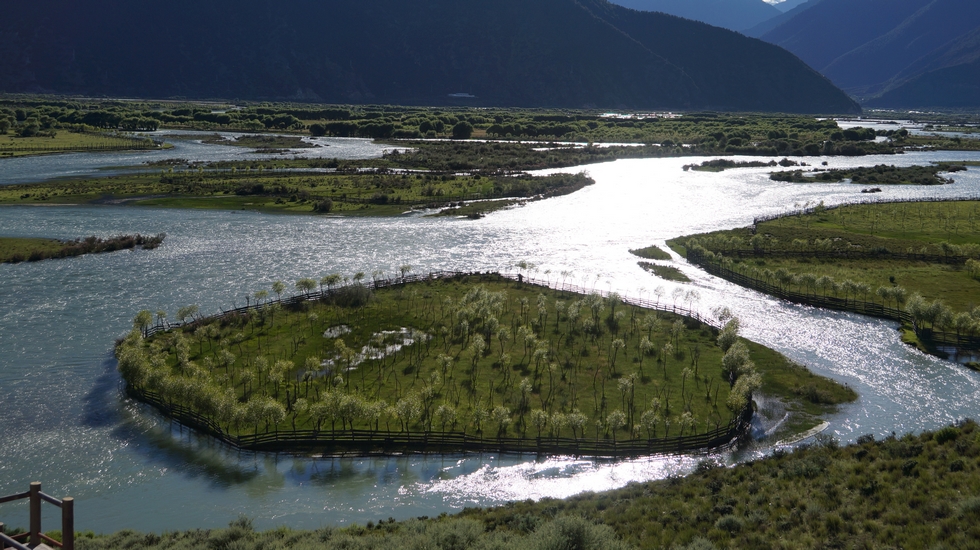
xmin=130 ymin=386 xmax=751 ymax=458
xmin=0 ymin=482 xmax=73 ymax=550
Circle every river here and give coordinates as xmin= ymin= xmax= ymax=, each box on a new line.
xmin=2 ymin=140 xmax=980 ymax=533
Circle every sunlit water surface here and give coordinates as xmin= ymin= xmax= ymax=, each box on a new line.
xmin=3 ymin=148 xmax=980 ymax=532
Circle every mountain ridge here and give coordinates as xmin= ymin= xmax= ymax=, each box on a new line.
xmin=0 ymin=0 xmax=859 ymax=113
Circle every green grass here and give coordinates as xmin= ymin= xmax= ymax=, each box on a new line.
xmin=0 ymin=131 xmax=160 ymax=157
xmin=0 ymin=236 xmax=65 ymax=262
xmin=637 ymin=262 xmax=691 ymax=283
xmin=118 ymin=275 xmax=852 ymax=448
xmin=629 ymin=245 xmax=672 ymax=261
xmin=58 ymin=420 xmax=980 ymax=550
xmin=0 ymin=170 xmax=592 ymax=217
xmin=771 ymin=163 xmax=966 ymax=186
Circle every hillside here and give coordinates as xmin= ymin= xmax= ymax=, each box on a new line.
xmin=758 ymin=0 xmax=980 ymax=107
xmin=0 ymin=0 xmax=859 ymax=113
xmin=608 ymin=0 xmax=781 ymax=32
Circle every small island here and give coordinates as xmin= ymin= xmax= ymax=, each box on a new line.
xmin=0 ymin=233 xmax=165 ymax=263
xmin=116 ymin=273 xmax=852 ymax=456
xmin=770 ymin=163 xmax=966 ymax=185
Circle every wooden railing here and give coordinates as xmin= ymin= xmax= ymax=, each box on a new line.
xmin=0 ymin=482 xmax=73 ymax=550
xmin=130 ymin=386 xmax=751 ymax=458
xmin=751 ymin=195 xmax=980 ymax=227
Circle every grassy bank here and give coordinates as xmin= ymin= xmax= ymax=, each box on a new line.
xmin=667 ymin=200 xmax=980 ymax=358
xmin=0 ymin=170 xmax=592 ymax=217
xmin=0 ymin=234 xmax=165 ymax=263
xmin=31 ymin=420 xmax=976 ymax=549
xmin=117 ymin=274 xmax=852 ymax=453
xmin=0 ymin=130 xmax=162 ymax=158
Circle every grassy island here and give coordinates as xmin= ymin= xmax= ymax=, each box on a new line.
xmin=0 ymin=170 xmax=592 ymax=217
xmin=116 ymin=274 xmax=852 ymax=455
xmin=770 ymin=163 xmax=967 ymax=186
xmin=0 ymin=234 xmax=165 ymax=263
xmin=668 ymin=200 xmax=980 ymax=361
xmin=47 ymin=420 xmax=980 ymax=549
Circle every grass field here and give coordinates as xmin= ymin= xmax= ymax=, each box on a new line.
xmin=667 ymin=200 xmax=980 ymax=355
xmin=0 ymin=131 xmax=160 ymax=157
xmin=0 ymin=236 xmax=65 ymax=262
xmin=117 ymin=275 xmax=853 ymax=448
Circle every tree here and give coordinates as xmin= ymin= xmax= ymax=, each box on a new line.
xmin=272 ymin=281 xmax=286 ymax=301
xmin=452 ymin=121 xmax=474 ymax=139
xmin=177 ymin=304 xmax=199 ymax=324
xmin=606 ymin=410 xmax=626 ymax=443
xmin=133 ymin=310 xmax=153 ymax=337
xmin=296 ymin=278 xmax=317 ymax=296
xmin=491 ymin=406 xmax=512 ymax=438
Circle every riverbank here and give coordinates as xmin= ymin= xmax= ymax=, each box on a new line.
xmin=116 ymin=273 xmax=854 ymax=456
xmin=28 ymin=420 xmax=979 ymax=549
xmin=667 ymin=198 xmax=980 ymax=362
xmin=0 ymin=234 xmax=165 ymax=263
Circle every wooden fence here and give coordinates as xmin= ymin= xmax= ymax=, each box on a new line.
xmin=147 ymin=271 xmax=722 ymax=338
xmin=130 ymin=386 xmax=751 ymax=458
xmin=0 ymin=482 xmax=73 ymax=550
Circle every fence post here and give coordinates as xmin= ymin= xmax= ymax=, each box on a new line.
xmin=62 ymin=497 xmax=74 ymax=550
xmin=1 ymin=521 xmax=5 ymax=550
xmin=29 ymin=482 xmax=40 ymax=547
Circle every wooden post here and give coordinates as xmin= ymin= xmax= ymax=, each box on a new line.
xmin=62 ymin=497 xmax=74 ymax=550
xmin=29 ymin=482 xmax=40 ymax=548
xmin=1 ymin=521 xmax=6 ymax=550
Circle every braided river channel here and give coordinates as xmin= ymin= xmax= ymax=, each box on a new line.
xmin=3 ymin=135 xmax=980 ymax=532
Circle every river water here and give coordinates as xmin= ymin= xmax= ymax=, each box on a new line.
xmin=2 ymin=140 xmax=980 ymax=533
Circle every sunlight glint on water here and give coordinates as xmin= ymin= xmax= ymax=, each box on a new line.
xmin=2 ymin=150 xmax=980 ymax=532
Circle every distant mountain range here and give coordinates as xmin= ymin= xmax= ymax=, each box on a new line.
xmin=755 ymin=0 xmax=980 ymax=108
xmin=608 ymin=0 xmax=780 ymax=32
xmin=0 ymin=0 xmax=859 ymax=113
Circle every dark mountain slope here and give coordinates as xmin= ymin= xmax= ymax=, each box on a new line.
xmin=821 ymin=0 xmax=980 ymax=94
xmin=608 ymin=0 xmax=780 ymax=32
xmin=866 ymin=57 xmax=980 ymax=108
xmin=744 ymin=0 xmax=824 ymax=38
xmin=0 ymin=0 xmax=858 ymax=113
xmin=760 ymin=0 xmax=931 ymax=72
xmin=758 ymin=0 xmax=980 ymax=107
xmin=584 ymin=0 xmax=856 ymax=112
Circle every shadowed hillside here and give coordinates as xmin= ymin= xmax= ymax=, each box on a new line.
xmin=0 ymin=0 xmax=859 ymax=113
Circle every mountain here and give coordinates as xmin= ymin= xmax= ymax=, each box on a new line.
xmin=770 ymin=0 xmax=810 ymax=13
xmin=0 ymin=0 xmax=858 ymax=113
xmin=758 ymin=0 xmax=980 ymax=107
xmin=608 ymin=0 xmax=781 ymax=32
xmin=744 ymin=0 xmax=824 ymax=38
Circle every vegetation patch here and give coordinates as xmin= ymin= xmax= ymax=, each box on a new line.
xmin=668 ymin=200 xmax=980 ymax=359
xmin=0 ymin=169 xmax=592 ymax=217
xmin=53 ymin=420 xmax=980 ymax=549
xmin=200 ymin=133 xmax=315 ymax=149
xmin=637 ymin=262 xmax=691 ymax=283
xmin=117 ymin=274 xmax=850 ymax=454
xmin=682 ymin=158 xmax=803 ymax=172
xmin=770 ymin=163 xmax=966 ymax=185
xmin=0 ymin=234 xmax=165 ymax=263
xmin=628 ymin=245 xmax=671 ymax=261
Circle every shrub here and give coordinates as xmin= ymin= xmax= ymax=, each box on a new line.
xmin=714 ymin=514 xmax=743 ymax=533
